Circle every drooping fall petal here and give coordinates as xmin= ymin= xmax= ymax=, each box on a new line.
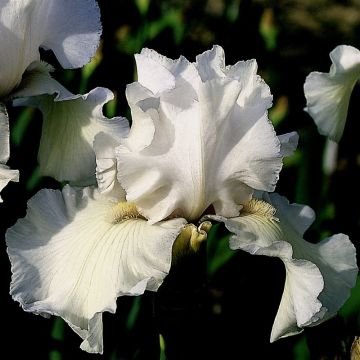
xmin=205 ymin=193 xmax=357 ymax=341
xmin=6 ymin=185 xmax=186 ymax=353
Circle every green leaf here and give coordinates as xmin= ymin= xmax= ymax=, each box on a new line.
xmin=26 ymin=166 xmax=41 ymax=191
xmin=11 ymin=108 xmax=34 ymax=146
xmin=135 ymin=0 xmax=150 ymax=16
xmin=293 ymin=336 xmax=310 ymax=360
xmin=126 ymin=297 xmax=142 ymax=331
xmin=259 ymin=8 xmax=278 ymax=51
xmin=49 ymin=351 xmax=62 ymax=360
xmin=339 ymin=276 xmax=360 ymax=320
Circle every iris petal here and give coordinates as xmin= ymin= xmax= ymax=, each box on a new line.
xmin=6 ymin=185 xmax=186 ymax=353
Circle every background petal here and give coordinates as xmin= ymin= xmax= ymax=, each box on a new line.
xmin=14 ymin=73 xmax=129 ymax=183
xmin=304 ymin=45 xmax=360 ymax=142
xmin=40 ymin=0 xmax=101 ymax=69
xmin=0 ymin=0 xmax=101 ymax=96
xmin=6 ymin=186 xmax=186 ymax=353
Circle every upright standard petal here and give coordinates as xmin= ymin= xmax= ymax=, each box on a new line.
xmin=7 ymin=186 xmax=186 ymax=353
xmin=304 ymin=45 xmax=360 ymax=142
xmin=13 ymin=65 xmax=129 ymax=183
xmin=0 ymin=0 xmax=101 ymax=97
xmin=206 ymin=193 xmax=358 ymax=342
xmin=0 ymin=104 xmax=19 ymax=201
xmin=116 ymin=46 xmax=283 ymax=223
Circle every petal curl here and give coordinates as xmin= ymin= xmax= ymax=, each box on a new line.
xmin=6 ymin=186 xmax=186 ymax=353
xmin=94 ymin=132 xmax=126 ymax=200
xmin=116 ymin=46 xmax=282 ymax=223
xmin=206 ymin=193 xmax=357 ymax=342
xmin=0 ymin=105 xmax=19 ymax=201
xmin=14 ymin=66 xmax=129 ymax=182
xmin=0 ymin=0 xmax=101 ymax=97
xmin=304 ymin=45 xmax=360 ymax=142
xmin=278 ymin=131 xmax=299 ymax=157
xmin=0 ymin=104 xmax=10 ymax=163
xmin=0 ymin=164 xmax=19 ymax=202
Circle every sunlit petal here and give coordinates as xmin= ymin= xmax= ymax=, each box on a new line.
xmin=94 ymin=132 xmax=126 ymax=200
xmin=0 ymin=0 xmax=101 ymax=97
xmin=116 ymin=46 xmax=282 ymax=223
xmin=304 ymin=45 xmax=360 ymax=142
xmin=6 ymin=185 xmax=186 ymax=353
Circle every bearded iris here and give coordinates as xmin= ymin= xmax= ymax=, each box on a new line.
xmin=6 ymin=46 xmax=358 ymax=354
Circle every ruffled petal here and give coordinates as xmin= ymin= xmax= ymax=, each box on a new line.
xmin=0 ymin=0 xmax=101 ymax=97
xmin=267 ymin=193 xmax=358 ymax=325
xmin=0 ymin=104 xmax=10 ymax=163
xmin=11 ymin=61 xmax=73 ymax=100
xmin=304 ymin=45 xmax=360 ymax=142
xmin=205 ymin=193 xmax=358 ymax=342
xmin=93 ymin=132 xmax=126 ymax=200
xmin=40 ymin=0 xmax=101 ymax=69
xmin=135 ymin=48 xmax=200 ymax=95
xmin=13 ymin=68 xmax=129 ymax=182
xmin=6 ymin=185 xmax=186 ymax=353
xmin=0 ymin=105 xmax=19 ymax=201
xmin=0 ymin=164 xmax=19 ymax=202
xmin=278 ymin=131 xmax=299 ymax=157
xmin=116 ymin=46 xmax=282 ymax=223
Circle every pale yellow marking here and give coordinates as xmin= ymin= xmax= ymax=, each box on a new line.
xmin=107 ymin=202 xmax=145 ymax=224
xmin=242 ymin=198 xmax=278 ymax=220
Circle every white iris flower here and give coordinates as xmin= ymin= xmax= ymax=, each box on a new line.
xmin=6 ymin=46 xmax=357 ymax=354
xmin=0 ymin=0 xmax=102 ymax=197
xmin=304 ymin=45 xmax=360 ymax=142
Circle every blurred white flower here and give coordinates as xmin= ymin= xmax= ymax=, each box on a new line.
xmin=304 ymin=45 xmax=360 ymax=142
